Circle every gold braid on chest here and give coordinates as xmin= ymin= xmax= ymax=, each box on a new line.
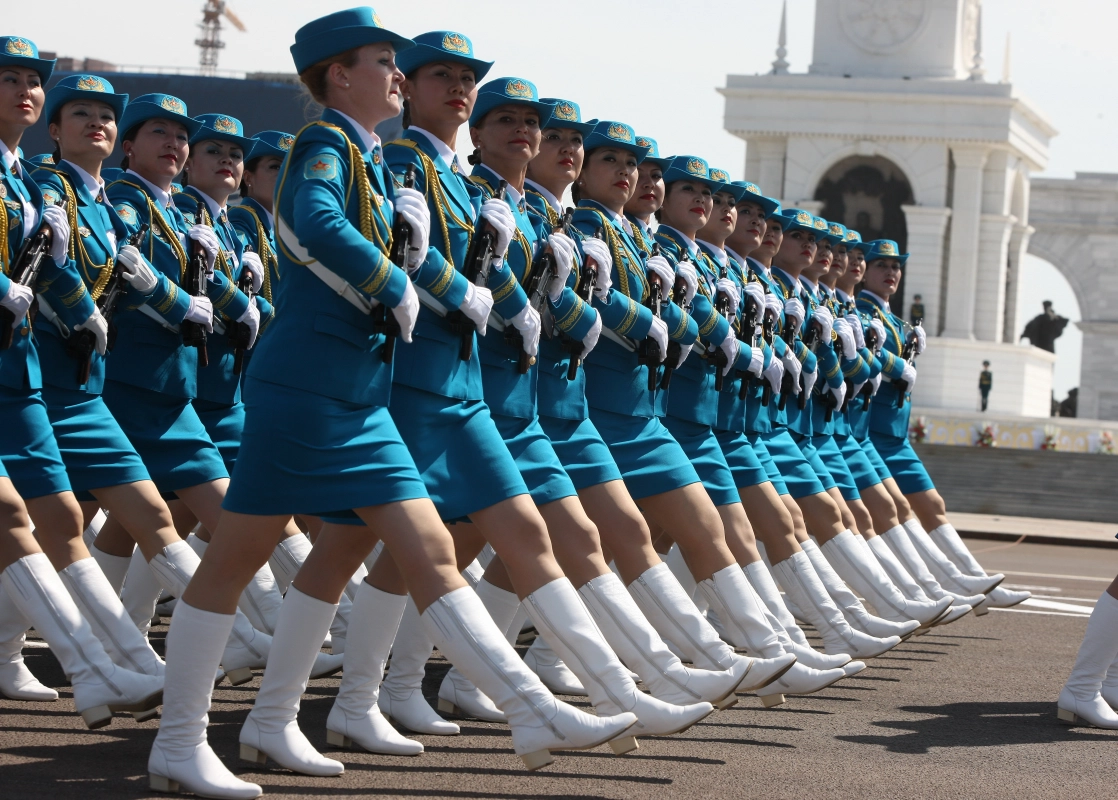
xmin=387 ymin=138 xmax=473 ymax=268
xmin=112 ymin=179 xmax=188 ymax=281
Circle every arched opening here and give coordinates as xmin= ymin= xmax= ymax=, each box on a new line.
xmin=1015 ymin=254 xmax=1083 ymax=414
xmin=814 ymin=156 xmax=915 ymax=314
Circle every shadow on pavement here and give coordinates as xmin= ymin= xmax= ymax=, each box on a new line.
xmin=836 ymin=701 xmax=1118 ymax=753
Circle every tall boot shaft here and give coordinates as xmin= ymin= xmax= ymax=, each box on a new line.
xmin=90 ymin=544 xmax=131 ymax=596
xmin=696 ymin=566 xmax=784 ymax=658
xmin=120 ymin=545 xmax=161 ymax=635
xmin=902 ymin=520 xmax=1003 ymax=595
xmin=269 ymin=534 xmax=311 ymax=594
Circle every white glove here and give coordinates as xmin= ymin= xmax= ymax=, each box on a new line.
xmin=743 ymin=281 xmax=765 ymax=314
xmin=390 ymin=279 xmax=420 ymax=344
xmin=675 ymin=260 xmax=698 ymax=306
xmin=185 ymin=294 xmax=214 ymax=333
xmin=675 ymin=343 xmax=693 ymax=369
xmin=547 ymin=232 xmax=575 ymax=303
xmin=747 ymin=343 xmax=765 ymax=377
xmin=764 ymin=290 xmax=783 ymax=318
xmin=235 ymin=299 xmax=260 ymax=350
xmin=833 ymin=318 xmax=857 ymax=360
xmin=844 ymin=314 xmax=866 ymax=350
xmin=581 ymin=238 xmax=613 ymax=301
xmin=510 ymin=303 xmax=542 ymax=357
xmin=869 ymin=319 xmax=886 ymax=352
xmin=781 ymin=350 xmax=802 ymax=393
xmin=852 ymin=380 xmax=867 ymax=399
xmin=0 ymin=283 xmax=34 ymax=327
xmin=393 ymin=188 xmax=431 ymax=270
xmin=647 ymin=316 xmax=669 ymax=362
xmin=581 ymin=313 xmax=602 ymax=360
xmin=716 ymin=277 xmax=741 ymax=316
xmin=810 ymin=305 xmax=833 ymax=344
xmin=459 ymin=282 xmax=493 ymax=337
xmin=479 ymin=198 xmax=515 ymax=257
xmin=645 ymin=254 xmax=674 ymax=292
xmin=763 ymin=354 xmax=784 ymax=393
xmin=913 ymin=323 xmax=927 ymax=355
xmin=187 ymin=225 xmax=220 ymax=275
xmin=74 ymin=307 xmax=109 ymax=356
xmin=240 ymin=252 xmax=264 ymax=294
xmin=43 ymin=205 xmax=70 ymax=265
xmin=802 ymin=367 xmax=818 ymax=398
xmin=871 ymin=372 xmax=883 ymax=395
xmin=901 ymin=363 xmax=917 ymax=395
xmin=830 ymin=381 xmax=847 ymax=408
xmin=783 ymin=296 xmax=805 ymax=329
xmin=718 ymin=331 xmax=739 ymax=376
xmin=116 ymin=245 xmax=158 ymax=294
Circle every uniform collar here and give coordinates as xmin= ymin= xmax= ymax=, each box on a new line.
xmin=524 ymin=178 xmax=562 ymax=215
xmin=582 ymin=200 xmax=632 ymax=236
xmin=772 ymin=266 xmax=798 ymax=290
xmin=835 ymin=287 xmax=851 ymax=303
xmin=628 ymin=214 xmax=652 ymax=239
xmin=800 ymin=276 xmax=819 ymax=294
xmin=408 ymin=126 xmax=457 ymax=171
xmin=62 ymin=160 xmax=108 ymax=204
xmin=860 ymin=289 xmax=890 ymax=310
xmin=240 ymin=196 xmax=273 ymax=230
xmin=126 ymin=169 xmax=174 ymax=209
xmin=697 ymin=238 xmax=727 ymax=265
xmin=658 ymin=224 xmax=698 ymax=260
xmin=326 ymin=107 xmax=380 ymax=154
xmin=472 ymin=163 xmax=524 ymax=210
xmin=0 ymin=139 xmax=21 ymax=178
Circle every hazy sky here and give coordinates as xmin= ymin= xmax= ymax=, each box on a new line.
xmin=7 ymin=0 xmax=1097 ymax=396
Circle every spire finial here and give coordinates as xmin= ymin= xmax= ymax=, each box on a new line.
xmin=771 ymin=0 xmax=789 ymax=75
xmin=1001 ymin=31 xmax=1012 ymax=83
xmin=969 ymin=3 xmax=986 ymax=81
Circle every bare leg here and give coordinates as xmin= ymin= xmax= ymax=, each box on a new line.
xmin=906 ymin=489 xmax=949 ymax=531
xmin=860 ymin=483 xmax=899 ymax=537
xmin=0 ymin=479 xmax=36 ymax=572
xmin=740 ymin=483 xmax=801 ymax=562
xmin=578 ymin=481 xmax=660 ymax=584
xmin=828 ymin=488 xmax=858 ymax=534
xmin=24 ymin=492 xmax=86 ymax=569
xmin=794 ymin=491 xmax=845 ymax=544
xmin=468 ymin=496 xmax=565 ymax=600
xmin=847 ymin=498 xmax=875 ymax=538
xmin=716 ymin=502 xmax=762 ymax=566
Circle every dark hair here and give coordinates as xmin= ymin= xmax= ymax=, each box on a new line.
xmin=119 ymin=122 xmax=143 ymax=170
xmin=401 ymin=97 xmax=412 ymax=129
xmin=653 ymin=181 xmax=677 ymax=223
xmin=299 ymin=47 xmax=362 ymax=104
xmin=49 ymin=108 xmax=62 ymax=164
xmin=239 ymin=156 xmax=262 ymax=198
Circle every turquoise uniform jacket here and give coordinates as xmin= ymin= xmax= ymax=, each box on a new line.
xmin=385 ymin=132 xmax=528 ymax=402
xmin=802 ymin=280 xmax=862 ymax=437
xmin=229 ymin=197 xmax=279 ymax=308
xmin=1 ymin=161 xmax=95 ymax=391
xmin=737 ymin=256 xmax=787 ymax=436
xmin=252 ymin=110 xmax=409 ymax=407
xmin=177 ymin=187 xmax=273 ymax=405
xmin=770 ymin=267 xmax=819 ymax=437
xmin=857 ymin=290 xmax=912 ymax=440
xmin=107 ymin=175 xmax=249 ymax=398
xmin=32 ymin=161 xmax=161 ymax=394
xmin=570 ymin=202 xmax=697 ymax=418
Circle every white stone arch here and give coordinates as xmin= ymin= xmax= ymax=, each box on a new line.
xmin=1024 ymin=233 xmax=1093 ymax=320
xmin=800 ymin=143 xmax=925 ymax=208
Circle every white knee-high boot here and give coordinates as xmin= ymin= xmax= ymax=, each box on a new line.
xmin=2 ymin=554 xmax=163 ymax=729
xmin=1058 ymin=592 xmax=1118 ymax=729
xmin=927 ymin=523 xmax=1031 ymax=609
xmin=90 ymin=543 xmax=131 ymax=596
xmin=187 ymin=534 xmax=283 ymax=636
xmin=121 ymin=545 xmax=162 ymax=636
xmin=0 ymin=583 xmax=55 ymax=701
xmin=239 ymin=588 xmax=345 ymax=776
xmin=901 ymin=519 xmax=1003 ymax=596
xmin=326 ymin=584 xmax=421 ymax=756
xmin=268 ymin=533 xmax=310 ymax=594
xmin=880 ymin=524 xmax=984 ymax=608
xmin=378 ymin=596 xmax=460 ymax=736
xmin=148 ymin=601 xmax=261 ymax=799
xmin=423 ymin=586 xmax=639 ymax=770
xmin=81 ymin=509 xmax=107 ymax=549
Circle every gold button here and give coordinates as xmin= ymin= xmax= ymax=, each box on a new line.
xmin=20 ymin=327 xmax=29 ymax=336
xmin=529 ymin=356 xmax=537 ymax=366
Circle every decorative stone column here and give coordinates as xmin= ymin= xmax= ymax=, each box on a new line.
xmin=973 ymin=214 xmax=1016 ymax=342
xmin=941 ymin=145 xmax=990 ymax=339
xmin=900 ymin=205 xmax=952 ymax=334
xmin=1002 ymin=222 xmax=1034 ymax=344
xmin=745 ymin=137 xmax=788 ymax=198
xmin=1076 ymin=321 xmax=1118 ymax=420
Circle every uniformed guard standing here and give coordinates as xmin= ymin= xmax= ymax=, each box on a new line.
xmin=979 ymin=360 xmax=992 ymax=411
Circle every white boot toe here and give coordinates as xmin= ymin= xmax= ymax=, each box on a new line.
xmin=239 ymin=717 xmax=343 ymax=776
xmin=736 ymin=652 xmax=797 ymax=692
xmin=379 ymin=689 xmax=460 ymax=735
xmin=523 ymin=645 xmax=586 ymax=696
xmin=787 ymin=641 xmax=851 ymax=671
xmin=985 ymin=586 xmax=1031 ymax=609
xmin=149 ymin=741 xmax=262 ymax=799
xmin=842 ymin=660 xmax=867 ymax=677
xmin=0 ymin=657 xmax=58 ymax=701
xmin=757 ymin=663 xmax=846 ymax=700
xmin=437 ymin=671 xmax=506 ymax=722
xmin=1057 ymin=686 xmax=1118 ymax=729
xmin=511 ymin=703 xmax=638 ymax=770
xmin=620 ymin=693 xmax=712 ymax=737
xmin=326 ymin=704 xmax=423 ymax=756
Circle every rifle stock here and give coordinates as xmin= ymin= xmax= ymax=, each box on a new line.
xmin=376 ymin=164 xmax=417 ymax=364
xmin=0 ymin=200 xmax=65 ymax=350
xmin=447 ymin=180 xmax=507 ymax=361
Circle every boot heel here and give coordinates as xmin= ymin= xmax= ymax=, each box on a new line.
xmin=716 ymin=695 xmax=738 ymax=710
xmin=437 ymin=698 xmax=458 ymax=715
xmin=761 ymin=693 xmax=786 ymax=708
xmin=973 ymin=605 xmax=989 ymax=616
xmin=132 ymin=708 xmax=160 ymax=722
xmin=149 ymin=773 xmax=180 ymax=793
xmin=326 ymin=729 xmax=353 ymax=749
xmin=1057 ymin=707 xmax=1079 ymax=724
xmin=81 ymin=704 xmax=112 ymax=730
xmin=239 ymin=743 xmax=268 ymax=764
xmin=608 ymin=735 xmax=639 ymax=755
xmin=519 ymin=749 xmax=554 ymax=770
xmin=225 ymin=667 xmax=253 ymax=686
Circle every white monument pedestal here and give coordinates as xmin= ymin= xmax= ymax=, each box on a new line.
xmin=911 ymin=338 xmax=1056 ymax=417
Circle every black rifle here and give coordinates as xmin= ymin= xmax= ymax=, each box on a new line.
xmin=515 ymin=208 xmax=574 ymax=374
xmin=798 ymin=315 xmax=826 ymax=410
xmin=861 ymin=323 xmax=880 ymax=411
xmin=709 ymin=262 xmax=734 ymax=393
xmin=893 ymin=316 xmax=922 ymax=408
xmin=638 ymin=243 xmax=664 ymax=391
xmin=228 ymin=252 xmax=255 ymax=376
xmin=757 ymin=297 xmax=778 ymax=406
xmin=376 ymin=164 xmax=417 ymax=364
xmin=67 ymin=222 xmax=149 ymax=384
xmin=659 ymin=259 xmax=692 ymax=390
xmin=0 ymin=200 xmax=66 ymax=350
xmin=777 ymin=316 xmax=798 ymax=411
xmin=563 ymin=225 xmax=603 ymax=380
xmin=447 ymin=180 xmax=507 ymax=361
xmin=182 ymin=237 xmax=210 ymax=368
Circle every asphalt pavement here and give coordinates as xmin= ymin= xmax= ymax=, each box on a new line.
xmin=2 ymin=537 xmax=1116 ymax=800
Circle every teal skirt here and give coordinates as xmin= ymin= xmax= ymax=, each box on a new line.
xmin=101 ymin=380 xmax=227 ymax=494
xmin=390 ymin=384 xmax=527 ymax=522
xmin=714 ymin=428 xmax=768 ymax=489
xmin=491 ymin=413 xmax=577 ymax=506
xmin=793 ymin=433 xmax=839 ymax=494
xmin=660 ymin=416 xmax=739 ymax=507
xmin=537 ymin=414 xmax=622 ymax=491
xmin=859 ymin=435 xmax=893 ymax=483
xmin=41 ymin=385 xmax=149 ymax=500
xmin=747 ymin=434 xmax=789 ymax=496
xmin=0 ymin=384 xmax=71 ymax=499
xmin=224 ymin=377 xmax=428 ymax=517
xmin=193 ymin=398 xmax=244 ymax=477
xmin=837 ymin=433 xmax=883 ymax=492
xmin=761 ymin=428 xmax=825 ymax=499
xmin=813 ymin=434 xmax=859 ymax=501
xmin=868 ymin=432 xmax=935 ymax=495
xmin=588 ymin=408 xmax=699 ymax=500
